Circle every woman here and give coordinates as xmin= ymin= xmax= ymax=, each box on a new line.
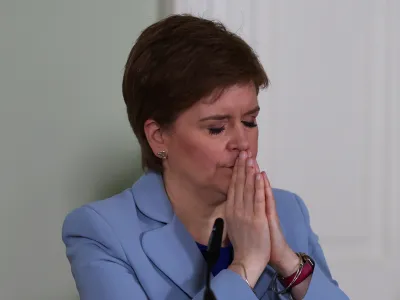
xmin=62 ymin=14 xmax=349 ymax=300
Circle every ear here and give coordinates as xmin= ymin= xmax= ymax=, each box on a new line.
xmin=143 ymin=119 xmax=169 ymax=155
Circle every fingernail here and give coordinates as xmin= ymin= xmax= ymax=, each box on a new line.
xmin=247 ymin=158 xmax=253 ymax=166
xmin=256 ymin=173 xmax=261 ymax=180
xmin=248 ymin=150 xmax=252 ymax=157
xmin=240 ymin=151 xmax=247 ymax=159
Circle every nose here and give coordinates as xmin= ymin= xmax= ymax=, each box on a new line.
xmin=226 ymin=125 xmax=250 ymax=152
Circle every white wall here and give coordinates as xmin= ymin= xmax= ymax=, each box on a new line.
xmin=0 ymin=1 xmax=158 ymax=299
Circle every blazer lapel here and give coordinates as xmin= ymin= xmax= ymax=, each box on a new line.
xmin=141 ymin=215 xmax=208 ymax=297
xmin=133 ymin=171 xmax=208 ymax=298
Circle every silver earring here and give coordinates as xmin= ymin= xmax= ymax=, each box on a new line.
xmin=157 ymin=150 xmax=168 ymax=159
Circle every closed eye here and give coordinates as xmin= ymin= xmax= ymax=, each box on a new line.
xmin=208 ymin=127 xmax=225 ymax=135
xmin=208 ymin=121 xmax=257 ymax=135
xmin=242 ymin=121 xmax=257 ymax=128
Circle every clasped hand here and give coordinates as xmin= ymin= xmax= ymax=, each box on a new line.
xmin=225 ymin=151 xmax=299 ymax=287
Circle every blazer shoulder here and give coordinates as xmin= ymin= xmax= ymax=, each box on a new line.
xmin=89 ymin=188 xmax=137 ymax=217
xmin=272 ymin=187 xmax=310 ymax=223
xmin=272 ymin=187 xmax=299 ymax=206
xmin=62 ymin=188 xmax=140 ymax=241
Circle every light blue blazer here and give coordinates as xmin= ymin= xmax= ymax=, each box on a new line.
xmin=62 ymin=171 xmax=349 ymax=299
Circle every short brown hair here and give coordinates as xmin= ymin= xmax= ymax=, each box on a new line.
xmin=122 ymin=14 xmax=269 ymax=173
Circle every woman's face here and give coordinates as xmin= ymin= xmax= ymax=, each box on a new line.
xmin=164 ymin=83 xmax=259 ymax=195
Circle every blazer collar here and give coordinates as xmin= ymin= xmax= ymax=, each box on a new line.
xmin=133 ymin=171 xmax=174 ymax=223
xmin=131 ymin=171 xmax=208 ymax=297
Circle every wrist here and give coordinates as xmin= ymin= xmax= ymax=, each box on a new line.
xmin=229 ymin=261 xmax=262 ymax=288
xmin=271 ymin=253 xmax=315 ymax=294
xmin=271 ymin=249 xmax=300 ymax=277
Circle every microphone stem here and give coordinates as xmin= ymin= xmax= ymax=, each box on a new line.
xmin=206 ymin=262 xmax=212 ymax=287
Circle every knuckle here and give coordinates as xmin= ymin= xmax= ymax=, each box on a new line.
xmin=233 ymin=208 xmax=243 ymax=217
xmin=255 ymin=185 xmax=264 ymax=194
xmin=255 ymin=194 xmax=264 ymax=202
xmin=244 ymin=184 xmax=253 ymax=194
xmin=241 ymin=214 xmax=252 ymax=223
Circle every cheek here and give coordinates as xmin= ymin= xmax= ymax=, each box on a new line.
xmin=252 ymin=140 xmax=259 ymax=157
xmin=245 ymin=129 xmax=259 ymax=157
xmin=178 ymin=138 xmax=220 ymax=167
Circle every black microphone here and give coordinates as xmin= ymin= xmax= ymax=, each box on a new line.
xmin=203 ymin=218 xmax=224 ymax=300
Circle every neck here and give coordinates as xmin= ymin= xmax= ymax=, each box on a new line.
xmin=162 ymin=170 xmax=229 ymax=247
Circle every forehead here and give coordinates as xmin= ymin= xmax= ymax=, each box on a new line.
xmin=191 ymin=84 xmax=258 ymax=116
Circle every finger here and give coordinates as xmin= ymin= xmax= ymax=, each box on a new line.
xmin=262 ymin=171 xmax=278 ymax=219
xmin=254 ymin=172 xmax=266 ymax=217
xmin=254 ymin=159 xmax=260 ymax=173
xmin=226 ymin=158 xmax=238 ymax=214
xmin=243 ymin=157 xmax=256 ymax=215
xmin=234 ymin=151 xmax=247 ymax=211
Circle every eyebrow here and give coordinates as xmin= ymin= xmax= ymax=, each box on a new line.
xmin=198 ymin=106 xmax=260 ymax=122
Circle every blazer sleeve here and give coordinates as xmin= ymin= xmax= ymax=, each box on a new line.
xmin=62 ymin=206 xmax=261 ymax=300
xmin=294 ymin=194 xmax=350 ymax=300
xmin=192 ymin=270 xmax=262 ymax=300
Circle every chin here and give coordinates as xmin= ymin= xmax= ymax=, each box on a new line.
xmin=202 ymin=167 xmax=232 ymax=196
xmin=215 ymin=174 xmax=231 ymax=195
